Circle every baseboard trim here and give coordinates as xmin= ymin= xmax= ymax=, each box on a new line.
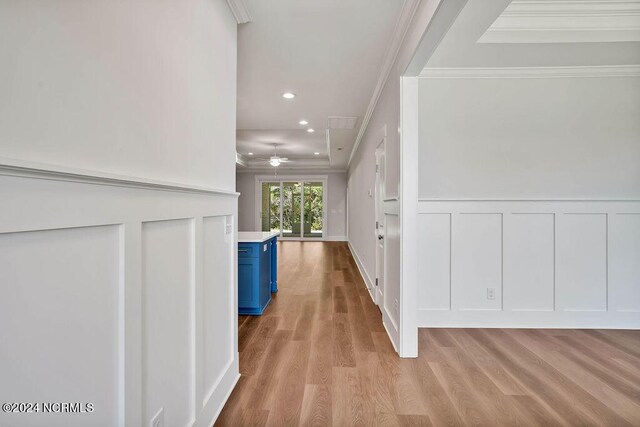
xmin=382 ymin=308 xmax=400 ymax=352
xmin=196 ymin=357 xmax=240 ymax=427
xmin=347 ymin=241 xmax=375 ymax=303
xmin=326 ymin=235 xmax=347 ymax=241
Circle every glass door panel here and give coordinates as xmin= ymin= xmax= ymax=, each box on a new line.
xmin=282 ymin=182 xmax=301 ymax=238
xmin=303 ymin=182 xmax=323 ymax=238
xmin=261 ymin=182 xmax=281 ymax=234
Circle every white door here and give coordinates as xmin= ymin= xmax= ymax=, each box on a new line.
xmin=374 ymin=139 xmax=386 ymax=307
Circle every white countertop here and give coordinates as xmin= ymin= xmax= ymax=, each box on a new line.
xmin=238 ymin=231 xmax=279 ymax=243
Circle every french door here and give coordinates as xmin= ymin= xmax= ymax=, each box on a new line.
xmin=259 ymin=178 xmax=325 ymax=240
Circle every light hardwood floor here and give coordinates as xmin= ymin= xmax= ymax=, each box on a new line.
xmin=216 ymin=241 xmax=640 ymax=426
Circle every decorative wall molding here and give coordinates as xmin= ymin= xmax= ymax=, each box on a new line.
xmin=347 ymin=0 xmax=421 ymax=166
xmin=478 ymin=0 xmax=640 ymax=43
xmin=226 ymin=0 xmax=252 ymax=24
xmin=0 ymin=157 xmax=239 ymax=196
xmin=416 ymin=199 xmax=640 ymax=329
xmin=0 ymin=173 xmax=240 ymax=426
xmin=419 ymin=65 xmax=640 ymax=79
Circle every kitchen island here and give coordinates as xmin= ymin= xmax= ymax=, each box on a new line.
xmin=237 ymin=231 xmax=278 ymax=315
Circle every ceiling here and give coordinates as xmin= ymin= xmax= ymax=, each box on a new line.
xmin=424 ymin=0 xmax=640 ymax=70
xmin=235 ymin=0 xmax=404 ymax=171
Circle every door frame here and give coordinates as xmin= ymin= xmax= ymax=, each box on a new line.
xmin=254 ymin=175 xmax=328 ymax=241
xmin=374 ymin=132 xmax=387 ymax=308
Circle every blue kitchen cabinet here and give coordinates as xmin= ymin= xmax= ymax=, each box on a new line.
xmin=270 ymin=237 xmax=278 ymax=293
xmin=238 ymin=233 xmax=278 ymax=315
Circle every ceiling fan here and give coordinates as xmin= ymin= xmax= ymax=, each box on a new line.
xmin=256 ymin=144 xmax=290 ymax=167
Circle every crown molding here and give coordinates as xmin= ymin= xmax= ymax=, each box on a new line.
xmin=236 ymin=152 xmax=248 ymax=167
xmin=419 ymin=65 xmax=640 ymax=79
xmin=237 ymin=167 xmax=346 ymax=174
xmin=478 ymin=0 xmax=640 ymax=43
xmin=0 ymin=157 xmax=239 ymax=196
xmin=244 ymin=158 xmax=332 ymax=170
xmin=348 ymin=0 xmax=421 ymax=167
xmin=226 ymin=0 xmax=252 ymax=24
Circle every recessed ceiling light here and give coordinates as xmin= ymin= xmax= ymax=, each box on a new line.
xmin=314 ymin=152 xmax=320 ymax=155
xmin=282 ymin=92 xmax=296 ymax=99
xmin=307 ymin=128 xmax=314 ymax=133
xmin=248 ymin=152 xmax=253 ymax=156
xmin=299 ymin=120 xmax=308 ymax=125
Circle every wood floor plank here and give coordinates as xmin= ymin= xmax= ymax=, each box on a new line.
xmin=485 ymin=329 xmax=633 ymax=426
xmin=406 ymin=358 xmax=465 ymax=427
xmin=446 ymin=328 xmax=528 ymax=396
xmin=306 ymin=319 xmax=334 ymax=385
xmin=300 ymin=384 xmax=332 ymax=427
xmin=216 ymin=242 xmax=640 ymax=426
xmin=240 ymin=316 xmax=280 ymax=376
xmin=332 ymin=286 xmax=348 ymax=314
xmin=508 ymin=329 xmax=640 ymax=424
xmin=267 ymin=340 xmax=312 ymax=426
xmin=248 ymin=329 xmax=294 ymax=410
xmin=293 ymin=298 xmax=317 ymax=341
xmin=333 ymin=312 xmax=356 ymax=367
xmin=552 ymin=333 xmax=640 ymax=390
xmin=438 ymin=346 xmax=532 ymax=426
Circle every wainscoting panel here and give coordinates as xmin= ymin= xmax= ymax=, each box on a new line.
xmin=201 ymin=216 xmax=234 ymax=407
xmin=452 ymin=213 xmax=502 ymax=311
xmin=417 ymin=214 xmax=450 ymax=310
xmin=0 ymin=167 xmax=239 ymax=427
xmin=609 ymin=214 xmax=640 ymax=313
xmin=417 ymin=200 xmax=640 ymax=328
xmin=142 ymin=219 xmax=195 ymax=427
xmin=557 ymin=214 xmax=608 ymax=312
xmin=0 ymin=225 xmax=121 ymax=427
xmin=504 ymin=213 xmax=555 ymax=311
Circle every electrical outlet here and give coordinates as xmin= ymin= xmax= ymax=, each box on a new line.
xmin=150 ymin=408 xmax=164 ymax=427
xmin=225 ymin=223 xmax=233 ymax=234
xmin=487 ymin=288 xmax=496 ymax=300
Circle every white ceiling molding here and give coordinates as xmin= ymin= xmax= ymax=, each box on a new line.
xmin=236 ymin=152 xmax=248 ymax=167
xmin=478 ymin=0 xmax=640 ymax=43
xmin=347 ymin=0 xmax=421 ymax=167
xmin=237 ymin=168 xmax=346 ymax=174
xmin=420 ymin=65 xmax=640 ymax=79
xmin=226 ymin=0 xmax=252 ymax=24
xmin=244 ymin=158 xmax=331 ymax=170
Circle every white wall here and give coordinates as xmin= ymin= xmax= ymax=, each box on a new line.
xmin=419 ymin=77 xmax=640 ymax=199
xmin=347 ymin=0 xmax=444 ymax=350
xmin=0 ymin=1 xmax=239 ymax=426
xmin=417 ymin=75 xmax=640 ymax=328
xmin=0 ymin=0 xmax=237 ymax=191
xmin=236 ymin=169 xmax=347 ymax=240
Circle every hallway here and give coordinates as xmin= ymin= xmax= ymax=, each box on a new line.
xmin=216 ymin=242 xmax=640 ymax=426
xmin=216 ymin=241 xmax=393 ymax=426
